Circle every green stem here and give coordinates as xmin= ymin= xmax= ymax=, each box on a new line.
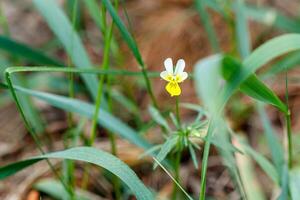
xmin=198 ymin=120 xmax=214 ymax=200
xmin=175 ymin=96 xmax=181 ymax=127
xmin=67 ymin=0 xmax=78 ymax=128
xmin=285 ymin=65 xmax=293 ymax=168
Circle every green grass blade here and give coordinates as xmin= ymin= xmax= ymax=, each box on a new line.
xmin=257 ymin=103 xmax=284 ymax=176
xmin=101 ymin=0 xmax=143 ymax=66
xmin=148 ymin=105 xmax=171 ymax=132
xmin=222 ymin=56 xmax=287 ymax=113
xmin=12 ymin=85 xmax=151 ymax=150
xmin=0 ymin=36 xmax=63 ymax=65
xmin=153 ymin=136 xmax=178 ymax=169
xmin=235 ymin=136 xmax=265 ymax=200
xmin=234 ymin=0 xmax=251 ymax=58
xmin=12 ymin=75 xmax=45 ymax=134
xmin=206 ymin=0 xmax=300 ymax=33
xmin=195 ymin=0 xmax=220 ymax=52
xmin=83 ymin=0 xmax=119 ymax=57
xmin=289 ymin=169 xmax=300 ymax=200
xmin=34 ymin=179 xmax=92 ymax=200
xmin=0 ymin=147 xmax=154 ymax=200
xmin=219 ymin=34 xmax=300 ymax=113
xmin=262 ymin=51 xmax=300 ymax=78
xmin=237 ymin=137 xmax=279 ymax=184
xmin=33 ymin=0 xmax=99 ymax=100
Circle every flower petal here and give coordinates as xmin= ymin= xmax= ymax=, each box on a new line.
xmin=160 ymin=71 xmax=171 ymax=81
xmin=177 ymin=72 xmax=188 ymax=83
xmin=174 ymin=59 xmax=185 ymax=75
xmin=164 ymin=58 xmax=173 ymax=74
xmin=165 ymin=82 xmax=181 ymax=96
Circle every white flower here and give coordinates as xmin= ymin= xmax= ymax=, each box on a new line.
xmin=160 ymin=58 xmax=188 ymax=96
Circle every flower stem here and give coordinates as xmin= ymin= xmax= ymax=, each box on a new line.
xmin=176 ymin=96 xmax=181 ymax=127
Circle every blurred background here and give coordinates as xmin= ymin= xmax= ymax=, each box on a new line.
xmin=1 ymin=0 xmax=300 ymax=199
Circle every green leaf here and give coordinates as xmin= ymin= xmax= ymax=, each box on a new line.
xmin=234 ymin=0 xmax=251 ymax=58
xmin=256 ymin=103 xmax=284 ymax=176
xmin=289 ymin=169 xmax=300 ymax=200
xmin=34 ymin=178 xmax=95 ymax=200
xmin=102 ymin=0 xmax=143 ymax=66
xmin=206 ymin=0 xmax=300 ymax=33
xmin=219 ymin=34 xmax=300 ymax=113
xmin=148 ymin=105 xmax=171 ymax=132
xmin=222 ymin=56 xmax=287 ymax=113
xmin=262 ymin=51 xmax=300 ymax=78
xmin=154 ymin=136 xmax=178 ymax=169
xmin=11 ymin=85 xmax=151 ymax=150
xmin=195 ymin=0 xmax=220 ymax=52
xmin=235 ymin=136 xmax=266 ymax=200
xmin=33 ymin=0 xmax=99 ymax=100
xmin=0 ymin=36 xmax=63 ymax=66
xmin=0 ymin=147 xmax=154 ymax=200
xmin=238 ymin=138 xmax=279 ymax=184
xmin=188 ymin=144 xmax=199 ymax=169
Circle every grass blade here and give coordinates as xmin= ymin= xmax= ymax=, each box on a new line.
xmin=234 ymin=0 xmax=251 ymax=58
xmin=0 ymin=147 xmax=154 ymax=200
xmin=153 ymin=136 xmax=178 ymax=169
xmin=195 ymin=0 xmax=220 ymax=52
xmin=13 ymin=85 xmax=151 ymax=150
xmin=0 ymin=36 xmax=63 ymax=66
xmin=33 ymin=0 xmax=99 ymax=100
xmin=222 ymin=55 xmax=287 ymax=113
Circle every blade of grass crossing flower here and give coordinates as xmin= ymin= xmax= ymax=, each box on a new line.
xmin=0 ymin=147 xmax=154 ymax=200
xmin=195 ymin=0 xmax=220 ymax=52
xmin=33 ymin=0 xmax=100 ymax=100
xmin=234 ymin=0 xmax=251 ymax=58
xmin=153 ymin=157 xmax=194 ymax=200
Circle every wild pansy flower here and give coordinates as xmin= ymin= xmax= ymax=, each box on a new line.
xmin=160 ymin=58 xmax=188 ymax=97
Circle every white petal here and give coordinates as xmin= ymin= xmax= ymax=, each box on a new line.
xmin=160 ymin=71 xmax=170 ymax=81
xmin=178 ymin=72 xmax=188 ymax=82
xmin=174 ymin=59 xmax=185 ymax=75
xmin=164 ymin=58 xmax=173 ymax=74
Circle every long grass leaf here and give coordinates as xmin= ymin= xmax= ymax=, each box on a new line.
xmin=12 ymin=85 xmax=151 ymax=150
xmin=0 ymin=36 xmax=63 ymax=65
xmin=0 ymin=147 xmax=154 ymax=200
xmin=234 ymin=0 xmax=251 ymax=58
xmin=33 ymin=0 xmax=99 ymax=100
xmin=195 ymin=0 xmax=220 ymax=52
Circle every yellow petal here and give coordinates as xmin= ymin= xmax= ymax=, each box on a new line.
xmin=165 ymin=81 xmax=181 ymax=96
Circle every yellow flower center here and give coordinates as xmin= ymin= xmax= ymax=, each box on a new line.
xmin=165 ymin=76 xmax=181 ymax=96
